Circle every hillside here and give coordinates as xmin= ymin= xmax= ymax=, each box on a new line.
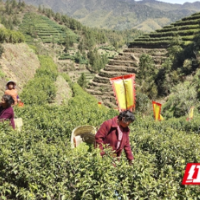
xmin=137 ymin=0 xmax=200 ymax=12
xmin=22 ymin=0 xmax=200 ymax=31
xmin=87 ymin=11 xmax=200 ymax=109
xmin=0 ymin=12 xmax=200 ymax=199
xmin=0 ymin=0 xmax=144 ymax=87
xmin=0 ymin=43 xmax=40 ymax=97
xmin=0 ymin=7 xmax=40 ymax=97
xmin=3 ymin=53 xmax=200 ymax=199
xmin=1 ymin=1 xmax=200 ymax=199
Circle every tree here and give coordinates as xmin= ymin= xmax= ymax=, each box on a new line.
xmin=64 ymin=37 xmax=70 ymax=52
xmin=21 ymin=1 xmax=25 ymax=7
xmin=11 ymin=0 xmax=17 ymax=8
xmin=138 ymin=54 xmax=158 ymax=99
xmin=138 ymin=54 xmax=156 ymax=81
xmin=155 ymin=57 xmax=173 ymax=96
xmin=55 ymin=13 xmax=61 ymax=22
xmin=77 ymin=73 xmax=87 ymax=88
xmin=13 ymin=16 xmax=20 ymax=25
xmin=78 ymin=40 xmax=84 ymax=52
xmin=5 ymin=3 xmax=11 ymax=14
xmin=163 ymin=81 xmax=199 ymax=118
xmin=74 ymin=51 xmax=81 ymax=63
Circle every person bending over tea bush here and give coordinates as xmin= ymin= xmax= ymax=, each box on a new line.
xmin=95 ymin=110 xmax=135 ymax=165
xmin=0 ymin=95 xmax=15 ymax=129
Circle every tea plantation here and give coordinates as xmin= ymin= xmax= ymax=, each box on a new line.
xmin=131 ymin=12 xmax=200 ymax=47
xmin=0 ymin=55 xmax=199 ymax=199
xmin=19 ymin=13 xmax=77 ymax=44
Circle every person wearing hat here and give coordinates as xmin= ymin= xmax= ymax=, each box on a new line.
xmin=4 ymin=81 xmax=19 ymax=105
xmin=95 ymin=110 xmax=135 ymax=165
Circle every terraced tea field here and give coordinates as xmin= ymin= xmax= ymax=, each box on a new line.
xmin=130 ymin=12 xmax=200 ymax=47
xmin=19 ymin=13 xmax=78 ymax=45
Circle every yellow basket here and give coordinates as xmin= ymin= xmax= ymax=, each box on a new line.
xmin=71 ymin=125 xmax=96 ymax=148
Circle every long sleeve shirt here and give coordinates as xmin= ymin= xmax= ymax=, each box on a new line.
xmin=95 ymin=116 xmax=134 ymax=161
xmin=5 ymin=89 xmax=18 ymax=105
xmin=0 ymin=106 xmax=15 ymax=129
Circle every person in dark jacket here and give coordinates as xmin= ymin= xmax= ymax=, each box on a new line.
xmin=0 ymin=95 xmax=15 ymax=129
xmin=95 ymin=110 xmax=135 ymax=165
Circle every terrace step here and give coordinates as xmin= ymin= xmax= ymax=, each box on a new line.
xmin=93 ymin=74 xmax=110 ymax=84
xmin=88 ymin=86 xmax=113 ymax=93
xmin=104 ymin=65 xmax=138 ymax=73
xmin=108 ymin=60 xmax=138 ymax=67
xmin=104 ymin=100 xmax=117 ymax=109
xmin=88 ymin=80 xmax=109 ymax=87
xmin=99 ymin=69 xmax=131 ymax=78
xmin=101 ymin=95 xmax=116 ymax=102
xmin=88 ymin=82 xmax=113 ymax=93
xmin=87 ymin=89 xmax=113 ymax=97
xmin=114 ymin=53 xmax=139 ymax=61
xmin=124 ymin=48 xmax=167 ymax=54
xmin=87 ymin=43 xmax=169 ymax=106
xmin=86 ymin=89 xmax=103 ymax=96
xmin=152 ymin=56 xmax=167 ymax=65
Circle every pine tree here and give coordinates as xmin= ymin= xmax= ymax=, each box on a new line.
xmin=77 ymin=73 xmax=87 ymax=88
xmin=55 ymin=13 xmax=61 ymax=22
xmin=21 ymin=1 xmax=25 ymax=7
xmin=13 ymin=16 xmax=20 ymax=25
xmin=11 ymin=0 xmax=17 ymax=8
xmin=78 ymin=40 xmax=84 ymax=52
xmin=64 ymin=37 xmax=70 ymax=52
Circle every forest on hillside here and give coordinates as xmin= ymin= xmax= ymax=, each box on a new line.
xmin=0 ymin=0 xmax=143 ymax=74
xmin=22 ymin=0 xmax=200 ymax=31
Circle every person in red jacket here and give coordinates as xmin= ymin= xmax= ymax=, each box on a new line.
xmin=95 ymin=110 xmax=135 ymax=165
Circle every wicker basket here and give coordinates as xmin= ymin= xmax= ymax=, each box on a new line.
xmin=71 ymin=125 xmax=96 ymax=148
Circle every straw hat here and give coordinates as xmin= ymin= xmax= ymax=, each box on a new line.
xmin=6 ymin=80 xmax=16 ymax=89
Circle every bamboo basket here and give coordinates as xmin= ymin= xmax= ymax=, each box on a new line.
xmin=71 ymin=125 xmax=96 ymax=148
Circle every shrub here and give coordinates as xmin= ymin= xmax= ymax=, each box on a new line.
xmin=77 ymin=73 xmax=87 ymax=89
xmin=163 ymin=81 xmax=199 ymax=118
xmin=0 ymin=28 xmax=25 ymax=43
xmin=21 ymin=55 xmax=57 ymax=105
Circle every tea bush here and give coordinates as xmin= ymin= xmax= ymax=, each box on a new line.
xmin=0 ymin=28 xmax=25 ymax=43
xmin=21 ymin=55 xmax=58 ymax=105
xmin=6 ymin=102 xmax=200 ymax=199
xmin=1 ymin=56 xmax=200 ymax=199
xmin=19 ymin=13 xmax=77 ymax=44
